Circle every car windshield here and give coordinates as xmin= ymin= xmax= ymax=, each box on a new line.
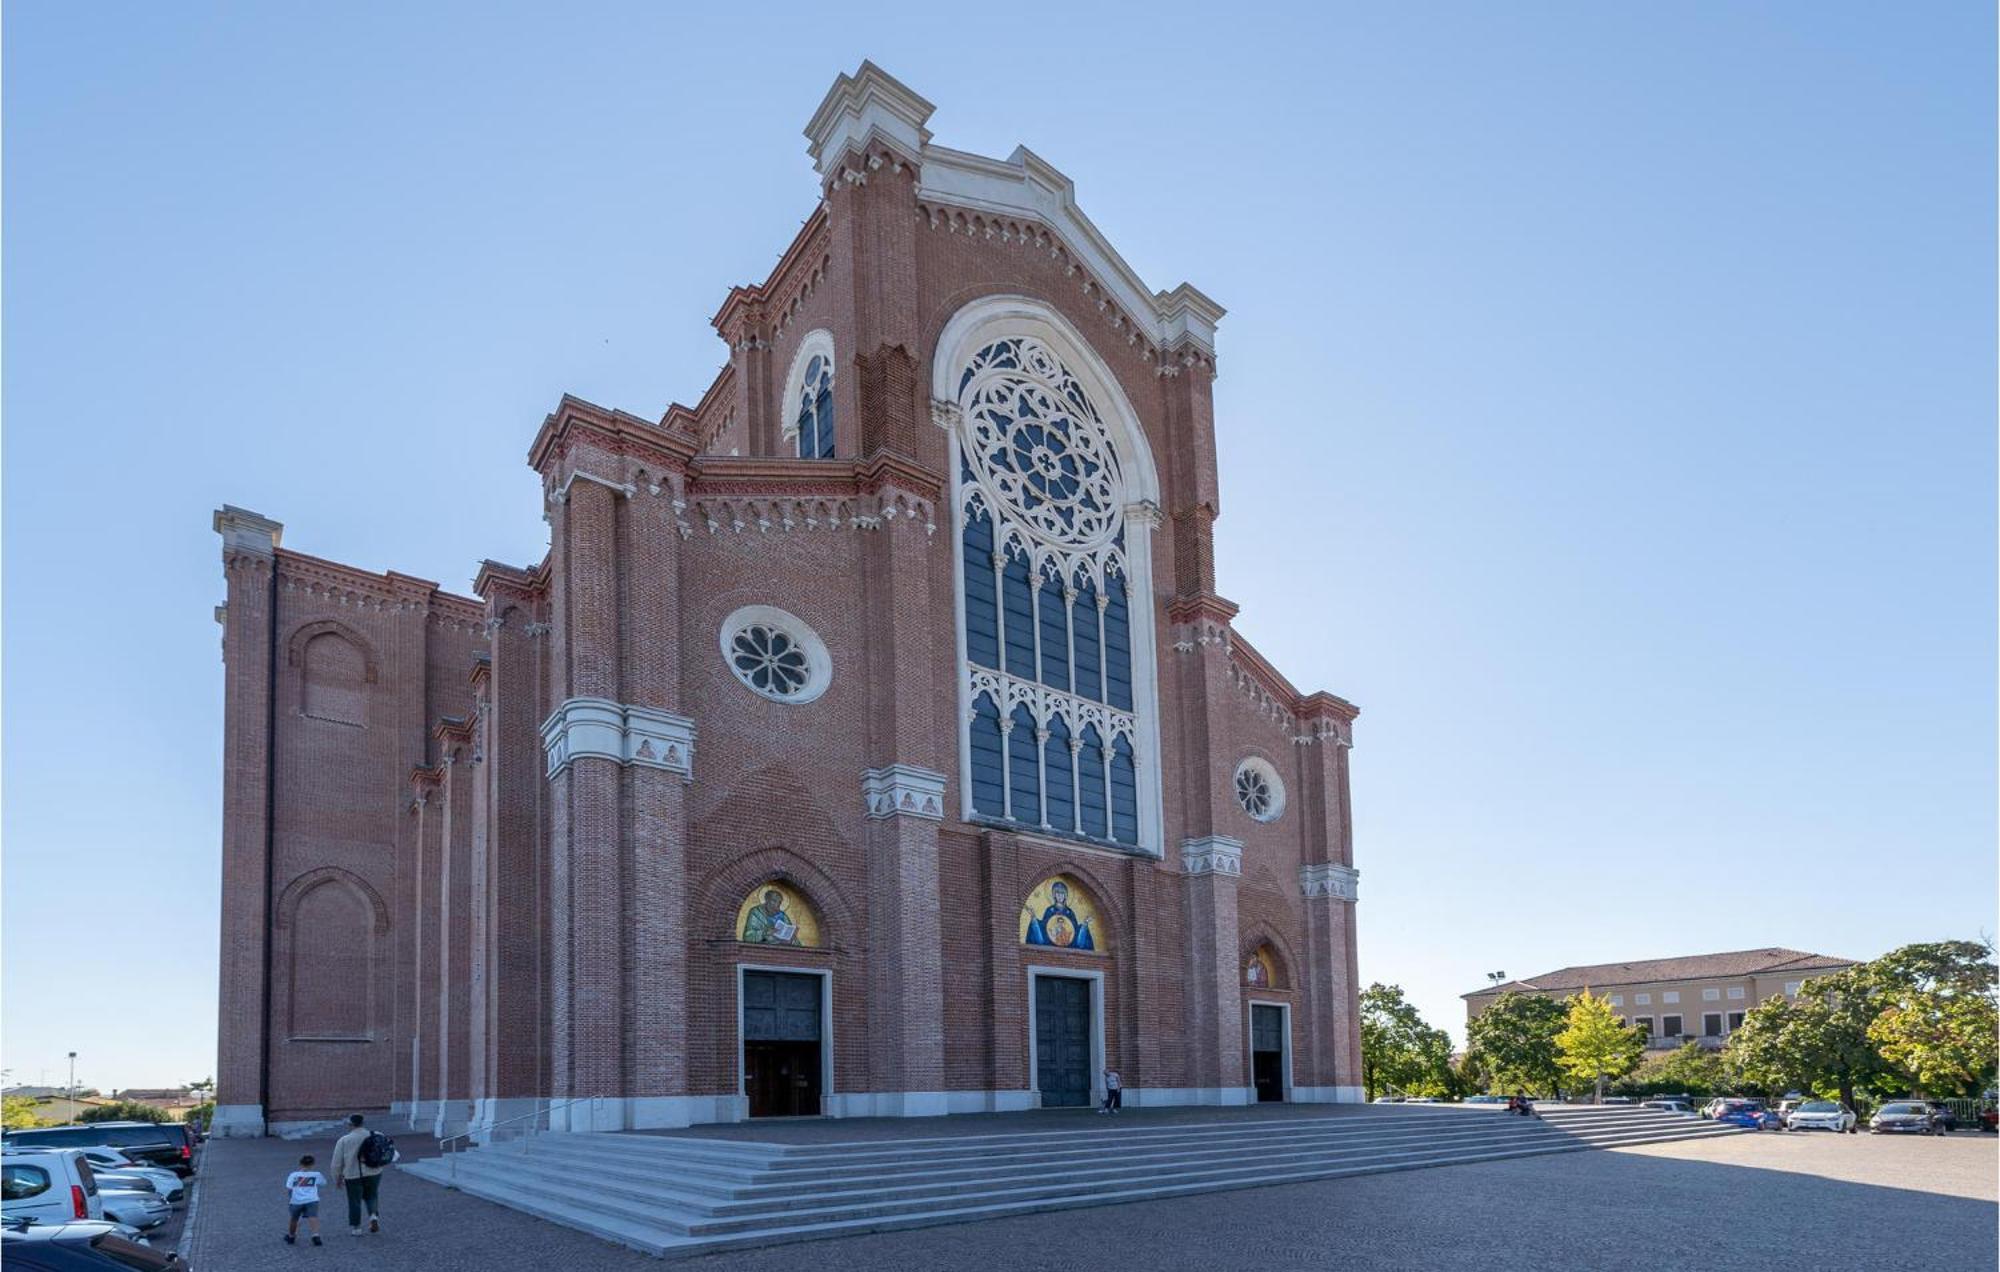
xmin=91 ymin=1233 xmax=180 ymax=1271
xmin=1799 ymin=1102 xmax=1838 ymax=1112
xmin=1881 ymin=1103 xmax=1924 ymax=1115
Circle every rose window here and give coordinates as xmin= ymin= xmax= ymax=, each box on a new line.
xmin=1233 ymin=758 xmax=1286 ymax=823
xmin=958 ymin=336 xmax=1123 ymax=552
xmin=719 ymin=606 xmax=832 ymax=705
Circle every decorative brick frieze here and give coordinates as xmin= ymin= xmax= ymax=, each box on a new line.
xmin=539 ymin=697 xmax=696 ymax=780
xmin=861 ymin=764 xmax=948 ymax=821
xmin=1181 ymin=835 xmax=1244 ymax=877
xmin=1300 ymin=862 xmax=1360 ymax=902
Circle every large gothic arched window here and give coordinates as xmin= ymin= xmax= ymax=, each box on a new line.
xmin=949 ymin=323 xmax=1151 ymax=849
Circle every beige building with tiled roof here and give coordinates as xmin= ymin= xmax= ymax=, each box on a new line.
xmin=1462 ymin=947 xmax=1857 ymax=1050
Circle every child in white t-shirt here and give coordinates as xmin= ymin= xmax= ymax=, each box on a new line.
xmin=284 ymin=1154 xmax=326 ymax=1246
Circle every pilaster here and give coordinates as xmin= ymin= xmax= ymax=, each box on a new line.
xmin=861 ymin=766 xmax=948 ymax=1114
xmin=213 ymin=505 xmax=282 ymax=1138
xmin=1300 ymin=860 xmax=1363 ymax=1100
xmin=407 ymin=766 xmax=443 ymax=1129
xmin=1181 ymin=836 xmax=1249 ymax=1102
xmin=433 ymin=719 xmax=475 ymax=1139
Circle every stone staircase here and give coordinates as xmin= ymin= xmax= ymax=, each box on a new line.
xmin=402 ymin=1104 xmax=1745 ymax=1258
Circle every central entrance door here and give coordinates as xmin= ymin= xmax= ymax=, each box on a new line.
xmin=1034 ymin=975 xmax=1092 ymax=1107
xmin=742 ymin=970 xmax=822 ymax=1117
xmin=1251 ymin=1003 xmax=1286 ymax=1103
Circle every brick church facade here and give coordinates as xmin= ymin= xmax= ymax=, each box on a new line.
xmin=211 ymin=63 xmax=1364 ymax=1139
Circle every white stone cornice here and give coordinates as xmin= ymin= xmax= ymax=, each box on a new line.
xmin=805 ymin=60 xmax=935 ymax=178
xmin=214 ymin=505 xmax=283 ymax=559
xmin=805 ymin=63 xmax=1223 ymax=357
xmin=1181 ymin=835 xmax=1244 ymax=877
xmin=540 ymin=697 xmax=696 ymax=780
xmin=1300 ymin=862 xmax=1360 ymax=902
xmin=862 ymin=764 xmax=948 ymax=821
xmin=929 ymin=398 xmax=963 ymax=431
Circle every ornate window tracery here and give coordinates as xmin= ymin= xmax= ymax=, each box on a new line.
xmin=1233 ymin=757 xmax=1285 ymax=823
xmin=720 ymin=605 xmax=831 ymax=704
xmin=954 ymin=334 xmax=1140 ymax=846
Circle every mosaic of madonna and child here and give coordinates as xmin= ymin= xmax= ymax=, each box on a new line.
xmin=1019 ymin=875 xmax=1102 ymax=951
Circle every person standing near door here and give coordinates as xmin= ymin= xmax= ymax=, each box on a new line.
xmin=1099 ymin=1068 xmax=1122 ymax=1114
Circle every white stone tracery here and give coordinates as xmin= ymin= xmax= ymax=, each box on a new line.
xmin=938 ymin=297 xmax=1165 ymax=856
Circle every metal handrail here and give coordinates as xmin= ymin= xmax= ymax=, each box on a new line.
xmin=438 ymin=1096 xmax=604 ymax=1185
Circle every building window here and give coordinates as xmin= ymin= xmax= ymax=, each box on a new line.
xmin=1784 ymin=981 xmax=1801 ymax=995
xmin=1702 ymin=1013 xmax=1723 ymax=1037
xmin=1702 ymin=988 xmax=1721 ymax=1001
xmin=1662 ymin=1014 xmax=1683 ymax=1038
xmin=1635 ymin=993 xmax=1651 ymax=1005
xmin=1726 ymin=987 xmax=1745 ymax=1000
xmin=781 ymin=330 xmax=837 ymax=459
xmin=1663 ymin=991 xmax=1680 ymax=1004
xmin=953 ymin=331 xmax=1144 ymax=848
xmin=720 ymin=606 xmax=831 ymax=704
xmin=1632 ymin=1016 xmax=1653 ymax=1039
xmin=1608 ymin=996 xmax=1623 ymax=1008
xmin=1727 ymin=1012 xmax=1744 ymax=1032
xmin=1233 ymin=758 xmax=1285 ymax=822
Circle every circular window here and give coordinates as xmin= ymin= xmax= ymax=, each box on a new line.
xmin=1233 ymin=758 xmax=1286 ymax=823
xmin=719 ymin=606 xmax=831 ymax=704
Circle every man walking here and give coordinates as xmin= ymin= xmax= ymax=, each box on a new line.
xmin=330 ymin=1114 xmax=386 ymax=1235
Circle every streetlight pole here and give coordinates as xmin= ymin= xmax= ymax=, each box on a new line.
xmin=67 ymin=1052 xmax=77 ymax=1123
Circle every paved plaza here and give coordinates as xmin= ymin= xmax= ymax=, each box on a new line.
xmin=182 ymin=1125 xmax=1998 ymax=1271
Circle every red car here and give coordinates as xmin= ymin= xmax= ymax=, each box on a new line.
xmin=1979 ymin=1106 xmax=1997 ymax=1134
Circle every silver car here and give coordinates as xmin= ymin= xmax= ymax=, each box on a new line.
xmin=74 ymin=1149 xmax=184 ymax=1203
xmin=94 ymin=1186 xmax=170 ymax=1230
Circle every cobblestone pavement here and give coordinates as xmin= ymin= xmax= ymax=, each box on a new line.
xmin=186 ymin=1128 xmax=1998 ymax=1272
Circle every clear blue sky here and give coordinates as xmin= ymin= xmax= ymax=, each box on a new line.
xmin=4 ymin=4 xmax=1992 ymax=1091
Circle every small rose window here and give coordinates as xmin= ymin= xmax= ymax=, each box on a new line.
xmin=1233 ymin=757 xmax=1286 ymax=823
xmin=720 ymin=606 xmax=831 ymax=704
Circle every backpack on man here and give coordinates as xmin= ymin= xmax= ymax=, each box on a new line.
xmin=358 ymin=1131 xmax=398 ymax=1169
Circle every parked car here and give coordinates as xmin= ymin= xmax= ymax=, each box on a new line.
xmin=1979 ymin=1105 xmax=1997 ymax=1134
xmin=1784 ymin=1100 xmax=1857 ymax=1133
xmin=69 ymin=1155 xmax=179 ymax=1205
xmin=1640 ymin=1099 xmax=1695 ymax=1116
xmin=1774 ymin=1098 xmax=1804 ymax=1125
xmin=1700 ymin=1097 xmax=1766 ymax=1120
xmin=1 ymin=1128 xmax=189 ymax=1179
xmin=1600 ymin=1096 xmax=1635 ymax=1105
xmin=1461 ymin=1095 xmax=1508 ymax=1105
xmin=92 ymin=1188 xmax=167 ymax=1233
xmin=1925 ymin=1102 xmax=1958 ymax=1134
xmin=1715 ymin=1106 xmax=1782 ymax=1130
xmin=1370 ymin=1096 xmax=1403 ymax=1104
xmin=1 ymin=1218 xmax=185 ymax=1270
xmin=1870 ymin=1102 xmax=1940 ymax=1134
xmin=1 ymin=1150 xmax=102 ymax=1225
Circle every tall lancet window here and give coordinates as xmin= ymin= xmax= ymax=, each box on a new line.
xmin=952 ymin=330 xmax=1146 ymax=849
xmin=783 ymin=330 xmax=837 ymax=459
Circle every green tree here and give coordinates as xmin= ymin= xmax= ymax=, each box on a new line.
xmin=1465 ymin=991 xmax=1567 ymax=1097
xmin=78 ymin=1100 xmax=168 ymax=1124
xmin=1865 ymin=940 xmax=1999 ymax=1097
xmin=1729 ymin=968 xmax=1886 ymax=1112
xmin=1612 ymin=1042 xmax=1735 ymax=1098
xmin=1359 ymin=983 xmax=1455 ymax=1099
xmin=1554 ymin=988 xmax=1645 ymax=1102
xmin=1 ymin=1095 xmax=43 ymax=1129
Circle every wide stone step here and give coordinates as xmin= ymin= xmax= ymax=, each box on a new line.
xmin=532 ymin=1116 xmax=1570 ymax=1185
xmin=481 ymin=1120 xmax=1591 ymax=1218
xmin=404 ymin=1109 xmax=1753 ymax=1260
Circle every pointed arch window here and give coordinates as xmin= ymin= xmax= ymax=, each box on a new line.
xmin=951 ymin=331 xmax=1146 ymax=848
xmin=782 ymin=330 xmax=837 ymax=459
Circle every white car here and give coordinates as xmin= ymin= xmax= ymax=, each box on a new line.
xmin=1 ymin=1148 xmax=103 ymax=1223
xmin=74 ymin=1148 xmax=184 ymax=1203
xmin=1785 ymin=1100 xmax=1857 ymax=1133
xmin=1641 ymin=1099 xmax=1696 ymax=1117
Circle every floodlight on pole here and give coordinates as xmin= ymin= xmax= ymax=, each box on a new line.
xmin=1487 ymin=971 xmax=1507 ymax=987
